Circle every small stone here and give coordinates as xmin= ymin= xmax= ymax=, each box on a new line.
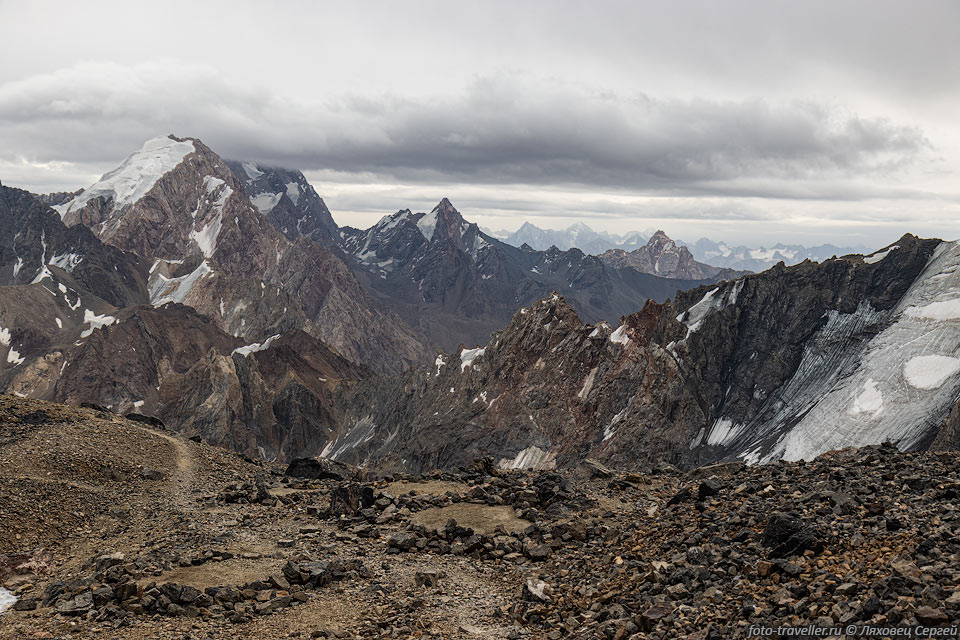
xmin=522 ymin=578 xmax=551 ymax=603
xmin=141 ymin=468 xmax=163 ymax=481
xmin=697 ymin=480 xmax=720 ymax=500
xmin=524 ymin=543 xmax=551 ymax=560
xmin=915 ymin=607 xmax=949 ymax=625
xmin=415 ymin=570 xmax=440 ymax=588
xmin=640 ymin=604 xmax=673 ymax=631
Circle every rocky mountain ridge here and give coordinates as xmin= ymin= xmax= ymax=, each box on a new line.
xmin=685 ymin=237 xmax=870 ymax=272
xmin=489 ymin=221 xmax=653 ymax=255
xmin=325 ymin=233 xmax=960 ymax=474
xmin=48 ymin=136 xmax=429 ymax=374
xmin=3 ymin=135 xmax=959 ymax=476
xmin=600 ymin=230 xmax=747 ymax=280
xmin=340 ymin=199 xmax=720 ymax=351
xmin=488 ymin=220 xmax=867 ymax=271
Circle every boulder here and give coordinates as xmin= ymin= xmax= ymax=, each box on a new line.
xmin=761 ymin=513 xmax=823 ymax=558
xmin=285 ymin=457 xmax=357 ymax=481
xmin=329 ymin=483 xmax=375 ymax=517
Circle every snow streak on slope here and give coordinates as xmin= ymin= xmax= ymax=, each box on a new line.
xmin=751 ymin=241 xmax=960 ymax=462
xmin=55 ymin=136 xmax=195 ymax=217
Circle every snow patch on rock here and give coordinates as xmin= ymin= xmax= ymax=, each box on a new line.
xmin=498 ymin=445 xmax=556 ymax=471
xmin=0 ymin=587 xmax=16 ymax=613
xmin=149 ymin=260 xmax=214 ymax=306
xmin=80 ymin=309 xmax=117 ymax=338
xmin=49 ymin=252 xmax=83 ymax=272
xmin=240 ymin=162 xmax=263 ymax=180
xmin=460 ymin=347 xmax=485 ymax=372
xmin=190 ymin=213 xmax=224 ymax=258
xmin=904 ymin=299 xmax=960 ymax=321
xmin=706 ymin=417 xmax=747 ymax=447
xmin=251 ymin=192 xmax=282 ymax=214
xmin=285 ymin=181 xmax=300 ymax=204
xmin=417 ymin=209 xmax=437 ymax=240
xmin=609 ymin=325 xmax=630 ymax=345
xmin=863 ymin=245 xmax=900 ymax=264
xmin=6 ymin=347 xmax=24 ymax=366
xmin=848 ymin=379 xmax=884 ymax=417
xmin=232 ymin=334 xmax=281 ymax=357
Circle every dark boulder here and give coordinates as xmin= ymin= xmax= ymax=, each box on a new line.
xmin=762 ymin=513 xmax=824 ymax=558
xmin=285 ymin=457 xmax=356 ymax=481
xmin=329 ymin=483 xmax=375 ymax=517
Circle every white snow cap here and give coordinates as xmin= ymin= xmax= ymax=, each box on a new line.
xmin=55 ymin=135 xmax=195 ymax=218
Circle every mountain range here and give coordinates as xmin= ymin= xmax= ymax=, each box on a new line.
xmin=488 ymin=221 xmax=653 ymax=255
xmin=337 ymin=199 xmax=721 ymax=350
xmin=1 ymin=133 xmax=957 ymax=475
xmin=327 ymin=233 xmax=960 ymax=474
xmin=0 ymin=134 xmax=728 ymax=461
xmin=488 ymin=221 xmax=868 ymax=272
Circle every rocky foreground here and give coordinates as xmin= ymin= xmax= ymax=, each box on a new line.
xmin=1 ymin=397 xmax=959 ymax=639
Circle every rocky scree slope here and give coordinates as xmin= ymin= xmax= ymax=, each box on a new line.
xmin=328 ymin=234 xmax=960 ymax=474
xmin=1 ymin=397 xmax=959 ymax=638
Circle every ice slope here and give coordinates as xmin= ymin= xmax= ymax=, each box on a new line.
xmin=729 ymin=240 xmax=960 ymax=463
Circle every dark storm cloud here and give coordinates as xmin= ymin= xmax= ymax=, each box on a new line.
xmin=0 ymin=62 xmax=931 ymax=200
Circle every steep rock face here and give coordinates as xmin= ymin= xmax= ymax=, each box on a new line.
xmin=600 ymin=230 xmax=746 ymax=280
xmin=328 ymin=294 xmax=699 ymax=474
xmin=1 ymin=183 xmax=149 ymax=306
xmin=269 ymin=238 xmax=430 ymax=372
xmin=682 ymin=235 xmax=958 ymax=466
xmin=48 ymin=305 xmax=367 ymax=461
xmin=225 ymin=160 xmax=339 ymax=245
xmin=328 ymin=235 xmax=960 ymax=473
xmin=0 ymin=183 xmax=152 ymax=397
xmin=341 ymin=199 xmax=718 ymax=351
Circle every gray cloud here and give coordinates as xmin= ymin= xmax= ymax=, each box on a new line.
xmin=0 ymin=62 xmax=932 ymax=202
xmin=0 ymin=0 xmax=956 ymax=248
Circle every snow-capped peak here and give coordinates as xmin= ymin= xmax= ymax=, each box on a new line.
xmin=55 ymin=135 xmax=195 ymax=218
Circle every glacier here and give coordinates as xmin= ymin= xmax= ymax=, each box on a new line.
xmin=728 ymin=240 xmax=960 ymax=463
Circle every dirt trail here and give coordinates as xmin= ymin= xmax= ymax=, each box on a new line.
xmin=151 ymin=428 xmax=197 ymax=512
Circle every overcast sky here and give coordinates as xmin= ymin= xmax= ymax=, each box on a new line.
xmin=1 ymin=0 xmax=958 ymax=248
